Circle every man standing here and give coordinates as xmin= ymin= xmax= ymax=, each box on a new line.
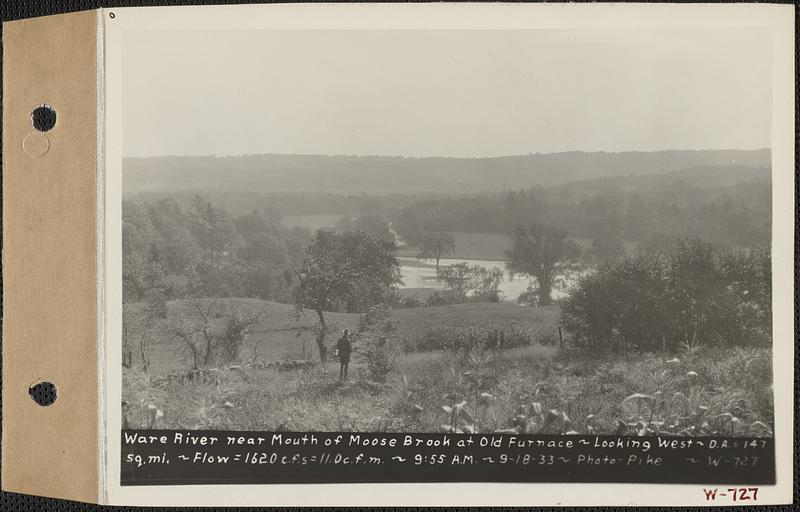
xmin=335 ymin=329 xmax=352 ymax=381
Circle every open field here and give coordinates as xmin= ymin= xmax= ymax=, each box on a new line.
xmin=127 ymin=299 xmax=560 ymax=374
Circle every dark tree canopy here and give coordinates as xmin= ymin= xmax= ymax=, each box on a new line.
xmin=417 ymin=232 xmax=456 ymax=272
xmin=335 ymin=214 xmax=395 ymax=244
xmin=295 ymin=229 xmax=401 ymax=361
xmin=561 ymin=240 xmax=771 ymax=352
xmin=505 ymin=224 xmax=581 ymax=306
xmin=391 ymin=172 xmax=771 ymax=250
xmin=121 ymin=196 xmax=309 ymax=304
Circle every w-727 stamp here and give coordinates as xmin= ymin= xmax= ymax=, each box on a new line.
xmin=704 ymin=488 xmax=759 ymax=502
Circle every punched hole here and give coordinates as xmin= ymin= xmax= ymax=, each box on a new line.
xmin=31 ymin=105 xmax=57 ymax=132
xmin=29 ymin=381 xmax=57 ymax=406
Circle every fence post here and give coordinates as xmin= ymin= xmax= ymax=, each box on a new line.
xmin=558 ymin=326 xmax=563 ymax=347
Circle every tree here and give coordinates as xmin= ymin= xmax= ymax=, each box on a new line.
xmin=168 ymin=300 xmax=263 ymax=370
xmin=146 ymin=200 xmax=203 ymax=298
xmin=234 ymin=210 xmax=268 ymax=241
xmin=591 ymin=236 xmax=626 ymax=263
xmin=394 ymin=208 xmax=425 ymax=246
xmin=335 ymin=214 xmax=395 ymax=244
xmin=582 ymin=195 xmax=625 ymax=263
xmin=437 ymin=263 xmax=504 ymax=303
xmin=238 ymin=232 xmax=289 ymax=266
xmin=637 ymin=232 xmax=681 ymax=257
xmin=189 ymin=195 xmax=240 ymax=268
xmin=417 ymin=232 xmax=456 ymax=273
xmin=562 ymin=239 xmax=772 ymax=352
xmin=122 ymin=308 xmax=158 ymax=373
xmin=505 ymin=224 xmax=581 ymax=306
xmin=122 ymin=202 xmax=163 ymax=302
xmin=294 ymin=230 xmax=400 ymax=362
xmin=562 ymin=256 xmax=670 ymax=352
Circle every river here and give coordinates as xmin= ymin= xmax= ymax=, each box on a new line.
xmin=398 ymin=257 xmax=572 ymax=302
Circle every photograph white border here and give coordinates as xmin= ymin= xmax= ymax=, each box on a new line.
xmin=102 ymin=3 xmax=795 ymax=506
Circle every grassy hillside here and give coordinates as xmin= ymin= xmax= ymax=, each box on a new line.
xmin=124 ymin=301 xmax=773 ymax=436
xmin=130 ymin=299 xmax=559 ymax=374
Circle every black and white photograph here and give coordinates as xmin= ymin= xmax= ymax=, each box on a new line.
xmin=0 ymin=2 xmax=792 ymax=507
xmin=118 ymin=24 xmax=777 ymax=442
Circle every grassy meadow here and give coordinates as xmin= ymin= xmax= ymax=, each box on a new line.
xmin=126 ymin=299 xmax=560 ymax=373
xmin=123 ymin=298 xmax=773 ymax=437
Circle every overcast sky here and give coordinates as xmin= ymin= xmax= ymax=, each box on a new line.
xmin=122 ymin=29 xmax=771 ymax=158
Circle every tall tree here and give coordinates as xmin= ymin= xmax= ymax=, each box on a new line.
xmin=505 ymin=224 xmax=581 ymax=306
xmin=294 ymin=230 xmax=400 ymax=362
xmin=417 ymin=232 xmax=456 ymax=273
xmin=189 ymin=195 xmax=239 ymax=268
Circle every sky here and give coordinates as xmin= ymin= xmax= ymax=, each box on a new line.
xmin=122 ymin=29 xmax=772 ymax=158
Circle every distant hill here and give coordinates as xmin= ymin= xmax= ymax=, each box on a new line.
xmin=549 ymin=164 xmax=770 ymax=199
xmin=123 ymin=149 xmax=770 ymax=196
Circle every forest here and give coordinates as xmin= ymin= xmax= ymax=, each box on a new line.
xmin=123 ymin=165 xmax=771 ymax=305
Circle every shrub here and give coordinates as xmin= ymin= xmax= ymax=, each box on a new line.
xmin=436 ymin=263 xmax=504 ymax=303
xmin=363 ymin=338 xmax=397 ymax=382
xmin=425 ymin=290 xmax=459 ymax=307
xmin=357 ymin=303 xmax=393 ymax=333
xmin=400 ymin=294 xmax=423 ymax=309
xmin=561 ymin=239 xmax=771 ymax=352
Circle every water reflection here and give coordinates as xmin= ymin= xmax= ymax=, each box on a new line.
xmin=398 ymin=257 xmax=570 ymax=302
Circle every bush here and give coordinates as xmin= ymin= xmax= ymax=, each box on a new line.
xmin=561 ymin=239 xmax=771 ymax=352
xmin=436 ymin=263 xmax=504 ymax=303
xmin=425 ymin=290 xmax=459 ymax=307
xmin=400 ymin=294 xmax=424 ymax=309
xmin=357 ymin=303 xmax=393 ymax=333
xmin=363 ymin=338 xmax=397 ymax=382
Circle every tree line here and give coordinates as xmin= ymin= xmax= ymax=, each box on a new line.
xmin=122 ymin=195 xmax=310 ymax=304
xmin=393 ymin=176 xmax=770 ymax=255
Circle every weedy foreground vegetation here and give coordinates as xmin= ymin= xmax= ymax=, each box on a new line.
xmin=123 ymin=314 xmax=773 ymax=437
